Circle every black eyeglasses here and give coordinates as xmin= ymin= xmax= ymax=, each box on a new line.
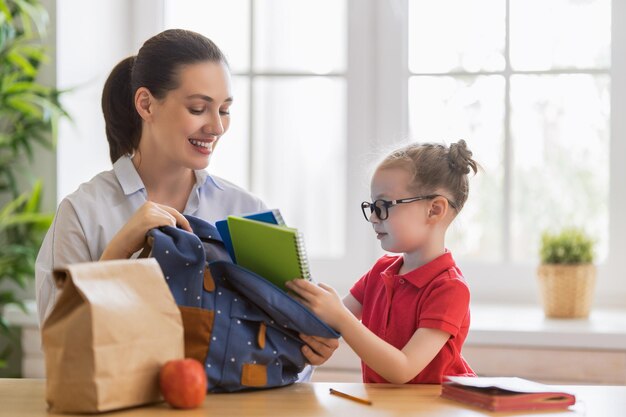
xmin=361 ymin=195 xmax=458 ymax=221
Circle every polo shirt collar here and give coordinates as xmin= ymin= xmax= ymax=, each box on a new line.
xmin=382 ymin=251 xmax=456 ymax=288
xmin=113 ymin=156 xmax=225 ymax=197
xmin=185 ymin=169 xmax=224 ymax=214
xmin=194 ymin=169 xmax=224 ymax=190
xmin=113 ymin=155 xmax=145 ymax=195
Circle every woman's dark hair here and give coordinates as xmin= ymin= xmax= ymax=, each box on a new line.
xmin=101 ymin=29 xmax=228 ymax=163
xmin=378 ymin=140 xmax=480 ymax=212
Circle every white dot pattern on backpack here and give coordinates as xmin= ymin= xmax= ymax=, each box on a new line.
xmin=149 ymin=215 xmax=338 ymax=392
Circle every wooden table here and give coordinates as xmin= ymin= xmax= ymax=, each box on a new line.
xmin=1 ymin=379 xmax=625 ymax=416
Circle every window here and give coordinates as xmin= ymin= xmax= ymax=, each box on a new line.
xmin=56 ymin=0 xmax=625 ymax=304
xmin=164 ymin=0 xmax=348 ymax=260
xmin=408 ymin=0 xmax=610 ymax=263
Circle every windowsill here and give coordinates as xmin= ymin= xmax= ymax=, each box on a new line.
xmin=7 ymin=300 xmax=626 ymax=380
xmin=467 ymin=303 xmax=626 ymax=351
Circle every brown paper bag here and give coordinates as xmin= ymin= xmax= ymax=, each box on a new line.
xmin=42 ymin=258 xmax=184 ymax=413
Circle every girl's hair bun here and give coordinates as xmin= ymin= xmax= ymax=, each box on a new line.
xmin=448 ymin=139 xmax=478 ymax=175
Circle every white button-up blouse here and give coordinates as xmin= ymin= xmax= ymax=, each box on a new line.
xmin=35 ymin=155 xmax=267 ymax=326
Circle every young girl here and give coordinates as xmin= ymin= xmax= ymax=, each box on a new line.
xmin=286 ymin=140 xmax=478 ymax=384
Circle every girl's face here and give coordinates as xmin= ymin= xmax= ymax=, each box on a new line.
xmin=368 ymin=167 xmax=432 ymax=254
xmin=142 ymin=61 xmax=233 ymax=170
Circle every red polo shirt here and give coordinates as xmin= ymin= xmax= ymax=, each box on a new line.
xmin=350 ymin=252 xmax=475 ymax=384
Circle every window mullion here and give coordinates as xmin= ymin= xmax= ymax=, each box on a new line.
xmin=607 ymin=0 xmax=626 ymax=301
xmin=374 ymin=0 xmax=409 ymax=146
xmin=503 ymin=0 xmax=512 ymax=262
xmin=248 ymin=0 xmax=255 ymax=191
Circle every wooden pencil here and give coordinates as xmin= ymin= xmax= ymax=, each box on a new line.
xmin=329 ymin=388 xmax=373 ymax=405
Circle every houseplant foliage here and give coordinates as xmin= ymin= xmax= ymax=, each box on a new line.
xmin=537 ymin=228 xmax=596 ymax=319
xmin=0 ymin=0 xmax=68 ymax=367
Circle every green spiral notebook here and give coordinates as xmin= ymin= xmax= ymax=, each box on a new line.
xmin=227 ymin=216 xmax=310 ymax=290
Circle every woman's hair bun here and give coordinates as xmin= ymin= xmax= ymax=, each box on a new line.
xmin=448 ymin=139 xmax=478 ymax=175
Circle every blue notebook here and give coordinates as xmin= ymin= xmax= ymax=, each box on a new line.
xmin=216 ymin=209 xmax=285 ymax=262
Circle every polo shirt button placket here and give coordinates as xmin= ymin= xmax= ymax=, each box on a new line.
xmin=399 ymin=278 xmax=405 ymax=284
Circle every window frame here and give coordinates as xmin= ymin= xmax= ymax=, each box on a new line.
xmin=398 ymin=0 xmax=624 ymax=306
xmin=57 ymin=0 xmax=625 ymax=305
xmin=151 ymin=0 xmax=626 ymax=305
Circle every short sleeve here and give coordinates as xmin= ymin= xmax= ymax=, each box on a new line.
xmin=350 ymin=256 xmax=397 ymax=305
xmin=35 ymin=198 xmax=92 ymax=326
xmin=417 ymin=275 xmax=470 ymax=337
xmin=349 ymin=274 xmax=367 ymax=305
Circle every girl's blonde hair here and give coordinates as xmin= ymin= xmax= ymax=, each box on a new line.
xmin=377 ymin=140 xmax=479 ymax=212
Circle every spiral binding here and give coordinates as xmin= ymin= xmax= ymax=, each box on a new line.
xmin=272 ymin=209 xmax=286 ymax=226
xmin=294 ymin=232 xmax=311 ymax=280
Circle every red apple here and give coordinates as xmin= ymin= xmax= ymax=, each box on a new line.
xmin=159 ymin=358 xmax=207 ymax=409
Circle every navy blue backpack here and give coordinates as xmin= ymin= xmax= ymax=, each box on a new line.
xmin=143 ymin=215 xmax=339 ymax=392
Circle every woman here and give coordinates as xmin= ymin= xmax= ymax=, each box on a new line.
xmin=35 ymin=29 xmax=337 ymax=366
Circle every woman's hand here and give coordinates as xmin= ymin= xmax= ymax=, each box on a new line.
xmin=100 ymin=201 xmax=192 ymax=260
xmin=286 ymin=279 xmax=350 ymax=331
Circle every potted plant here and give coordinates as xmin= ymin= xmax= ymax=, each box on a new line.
xmin=537 ymin=228 xmax=596 ymax=319
xmin=0 ymin=0 xmax=68 ymax=370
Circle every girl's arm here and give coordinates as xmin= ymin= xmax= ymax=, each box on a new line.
xmin=337 ymin=310 xmax=449 ymax=383
xmin=286 ymin=279 xmax=449 ymax=384
xmin=343 ymin=293 xmax=363 ymax=320
xmin=295 ymin=292 xmax=361 ymax=367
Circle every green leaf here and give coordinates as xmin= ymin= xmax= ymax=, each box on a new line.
xmin=0 ymin=190 xmax=28 ymax=218
xmin=1 ymin=211 xmax=52 ymax=227
xmin=0 ymin=1 xmax=13 ymax=25
xmin=6 ymin=49 xmax=37 ymax=76
xmin=23 ymin=178 xmax=41 ymax=212
xmin=0 ymin=0 xmax=69 ymax=321
xmin=4 ymin=80 xmax=50 ymax=95
xmin=0 ymin=290 xmax=19 ymax=304
xmin=540 ymin=228 xmax=595 ymax=265
xmin=13 ymin=0 xmax=49 ymax=38
xmin=6 ymin=94 xmax=43 ymax=118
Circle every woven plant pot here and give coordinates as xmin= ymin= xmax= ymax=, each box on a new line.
xmin=537 ymin=264 xmax=596 ymax=318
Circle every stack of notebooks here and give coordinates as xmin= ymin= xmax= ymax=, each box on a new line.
xmin=215 ymin=209 xmax=310 ymax=290
xmin=441 ymin=376 xmax=576 ymax=412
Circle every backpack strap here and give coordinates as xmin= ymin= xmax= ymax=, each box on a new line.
xmin=209 ymin=261 xmax=340 ymax=339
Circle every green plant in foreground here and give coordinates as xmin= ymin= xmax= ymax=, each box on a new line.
xmin=0 ymin=0 xmax=69 ymax=369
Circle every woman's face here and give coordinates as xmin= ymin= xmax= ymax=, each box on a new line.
xmin=141 ymin=61 xmax=233 ymax=170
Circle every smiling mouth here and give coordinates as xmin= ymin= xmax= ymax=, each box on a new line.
xmin=188 ymin=138 xmax=213 ymax=149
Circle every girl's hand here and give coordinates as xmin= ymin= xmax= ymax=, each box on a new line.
xmin=286 ymin=279 xmax=350 ymax=330
xmin=299 ymin=334 xmax=339 ymax=365
xmin=100 ymin=201 xmax=192 ymax=260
